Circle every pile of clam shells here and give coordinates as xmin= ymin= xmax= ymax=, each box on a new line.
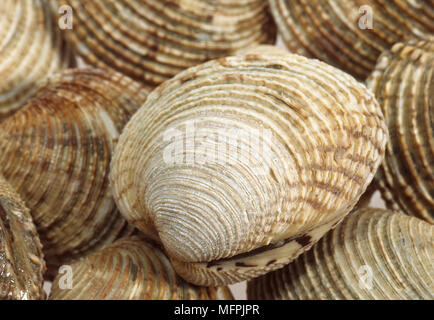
xmin=0 ymin=0 xmax=432 ymax=300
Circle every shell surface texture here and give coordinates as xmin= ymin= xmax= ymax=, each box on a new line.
xmin=247 ymin=208 xmax=434 ymax=300
xmin=111 ymin=49 xmax=388 ymax=286
xmin=269 ymin=0 xmax=434 ymax=80
xmin=0 ymin=68 xmax=149 ymax=275
xmin=57 ymin=0 xmax=277 ymax=89
xmin=49 ymin=236 xmax=233 ymax=300
xmin=0 ymin=176 xmax=46 ymax=300
xmin=0 ymin=0 xmax=74 ymax=121
xmin=367 ymin=40 xmax=434 ymax=224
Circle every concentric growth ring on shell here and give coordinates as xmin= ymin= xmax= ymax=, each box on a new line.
xmin=367 ymin=40 xmax=434 ymax=224
xmin=247 ymin=208 xmax=434 ymax=300
xmin=111 ymin=49 xmax=388 ymax=286
xmin=49 ymin=237 xmax=233 ymax=300
xmin=0 ymin=0 xmax=74 ymax=121
xmin=269 ymin=0 xmax=434 ymax=80
xmin=58 ymin=0 xmax=277 ymax=88
xmin=0 ymin=68 xmax=150 ymax=275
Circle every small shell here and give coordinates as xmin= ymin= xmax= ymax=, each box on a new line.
xmin=0 ymin=0 xmax=74 ymax=121
xmin=0 ymin=176 xmax=46 ymax=300
xmin=367 ymin=40 xmax=434 ymax=224
xmin=0 ymin=68 xmax=149 ymax=275
xmin=49 ymin=236 xmax=233 ymax=300
xmin=111 ymin=50 xmax=388 ymax=286
xmin=57 ymin=0 xmax=276 ymax=88
xmin=269 ymin=0 xmax=434 ymax=80
xmin=247 ymin=208 xmax=434 ymax=300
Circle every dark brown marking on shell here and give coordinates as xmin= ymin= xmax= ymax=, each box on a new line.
xmin=235 ymin=262 xmax=257 ymax=268
xmin=296 ymin=235 xmax=312 ymax=247
xmin=207 ymin=232 xmax=315 ymax=268
xmin=267 ymin=64 xmax=283 ymax=70
xmin=266 ymin=259 xmax=277 ymax=266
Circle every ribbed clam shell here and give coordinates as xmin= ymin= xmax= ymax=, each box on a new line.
xmin=0 ymin=0 xmax=74 ymax=120
xmin=269 ymin=0 xmax=434 ymax=80
xmin=367 ymin=40 xmax=434 ymax=224
xmin=247 ymin=208 xmax=434 ymax=300
xmin=0 ymin=68 xmax=149 ymax=274
xmin=0 ymin=176 xmax=46 ymax=300
xmin=111 ymin=51 xmax=388 ymax=286
xmin=49 ymin=237 xmax=233 ymax=300
xmin=58 ymin=0 xmax=276 ymax=88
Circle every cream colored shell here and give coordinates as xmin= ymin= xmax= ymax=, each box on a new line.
xmin=367 ymin=40 xmax=434 ymax=224
xmin=0 ymin=176 xmax=46 ymax=300
xmin=0 ymin=0 xmax=74 ymax=120
xmin=269 ymin=0 xmax=434 ymax=80
xmin=49 ymin=237 xmax=233 ymax=300
xmin=57 ymin=0 xmax=277 ymax=89
xmin=111 ymin=50 xmax=388 ymax=286
xmin=0 ymin=69 xmax=149 ymax=275
xmin=247 ymin=208 xmax=434 ymax=300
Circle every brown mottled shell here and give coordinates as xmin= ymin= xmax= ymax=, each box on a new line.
xmin=57 ymin=0 xmax=276 ymax=89
xmin=247 ymin=208 xmax=434 ymax=300
xmin=367 ymin=40 xmax=434 ymax=224
xmin=0 ymin=0 xmax=74 ymax=121
xmin=49 ymin=237 xmax=233 ymax=300
xmin=110 ymin=51 xmax=388 ymax=286
xmin=0 ymin=176 xmax=46 ymax=300
xmin=269 ymin=0 xmax=434 ymax=80
xmin=0 ymin=68 xmax=149 ymax=275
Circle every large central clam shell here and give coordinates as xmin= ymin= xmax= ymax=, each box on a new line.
xmin=269 ymin=0 xmax=434 ymax=80
xmin=367 ymin=40 xmax=434 ymax=224
xmin=0 ymin=176 xmax=46 ymax=300
xmin=247 ymin=208 xmax=434 ymax=300
xmin=0 ymin=0 xmax=74 ymax=121
xmin=0 ymin=68 xmax=149 ymax=274
xmin=49 ymin=237 xmax=233 ymax=300
xmin=110 ymin=49 xmax=388 ymax=286
xmin=57 ymin=0 xmax=276 ymax=88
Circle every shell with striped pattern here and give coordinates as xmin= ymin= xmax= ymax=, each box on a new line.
xmin=0 ymin=176 xmax=46 ymax=300
xmin=110 ymin=48 xmax=388 ymax=286
xmin=0 ymin=68 xmax=149 ymax=276
xmin=367 ymin=40 xmax=434 ymax=224
xmin=50 ymin=237 xmax=233 ymax=300
xmin=0 ymin=0 xmax=74 ymax=120
xmin=268 ymin=0 xmax=434 ymax=80
xmin=247 ymin=208 xmax=434 ymax=300
xmin=56 ymin=0 xmax=276 ymax=89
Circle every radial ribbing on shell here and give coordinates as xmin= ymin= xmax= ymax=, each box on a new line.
xmin=268 ymin=0 xmax=434 ymax=80
xmin=57 ymin=0 xmax=276 ymax=89
xmin=0 ymin=0 xmax=74 ymax=120
xmin=0 ymin=176 xmax=46 ymax=300
xmin=247 ymin=208 xmax=434 ymax=300
xmin=111 ymin=50 xmax=388 ymax=286
xmin=367 ymin=40 xmax=434 ymax=224
xmin=50 ymin=237 xmax=233 ymax=300
xmin=0 ymin=68 xmax=149 ymax=272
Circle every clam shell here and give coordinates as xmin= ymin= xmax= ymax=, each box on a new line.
xmin=367 ymin=40 xmax=434 ymax=224
xmin=49 ymin=236 xmax=233 ymax=300
xmin=110 ymin=50 xmax=388 ymax=286
xmin=269 ymin=0 xmax=434 ymax=80
xmin=0 ymin=0 xmax=74 ymax=121
xmin=247 ymin=208 xmax=434 ymax=300
xmin=0 ymin=176 xmax=46 ymax=300
xmin=0 ymin=68 xmax=149 ymax=275
xmin=57 ymin=0 xmax=276 ymax=88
